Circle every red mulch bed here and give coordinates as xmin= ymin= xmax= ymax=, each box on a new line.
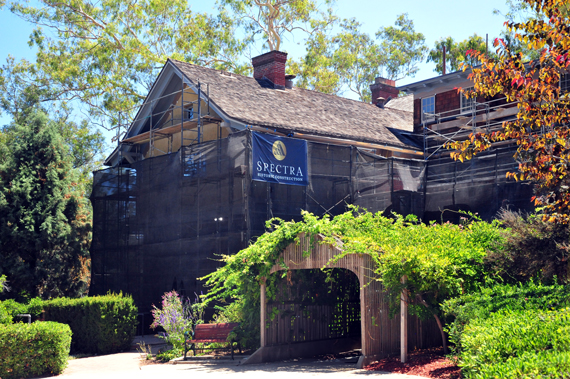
xmin=365 ymin=347 xmax=461 ymax=379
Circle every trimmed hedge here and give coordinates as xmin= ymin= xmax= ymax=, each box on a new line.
xmin=442 ymin=281 xmax=570 ymax=351
xmin=42 ymin=292 xmax=137 ymax=354
xmin=459 ymin=307 xmax=570 ymax=378
xmin=0 ymin=321 xmax=72 ymax=379
xmin=0 ymin=298 xmax=44 ymax=323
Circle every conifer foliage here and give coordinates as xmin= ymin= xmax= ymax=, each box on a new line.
xmin=0 ymin=110 xmax=91 ymax=299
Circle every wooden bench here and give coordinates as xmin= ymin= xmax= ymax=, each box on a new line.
xmin=183 ymin=323 xmax=240 ymax=360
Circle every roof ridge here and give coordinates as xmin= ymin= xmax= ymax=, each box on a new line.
xmin=169 ymin=58 xmax=405 ymax=110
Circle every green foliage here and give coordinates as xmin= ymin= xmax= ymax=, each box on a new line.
xmin=0 ymin=274 xmax=7 ymax=293
xmin=442 ymin=281 xmax=570 ymax=354
xmin=150 ymin=291 xmax=203 ymax=351
xmin=292 ymin=13 xmax=427 ymax=101
xmin=485 ymin=210 xmax=570 ymax=284
xmin=0 ymin=297 xmax=45 ymax=324
xmin=218 ymin=0 xmax=335 ymax=52
xmin=42 ymin=293 xmax=137 ymax=355
xmin=459 ymin=307 xmax=570 ymax=379
xmin=1 ymin=299 xmax=27 ymax=320
xmin=0 ymin=109 xmax=91 ymax=299
xmin=0 ymin=302 xmax=12 ymax=324
xmin=0 ymin=78 xmax=106 ymax=194
xmin=493 ymin=0 xmax=547 ymax=61
xmin=6 ymin=0 xmax=248 ymax=128
xmin=0 ymin=321 xmax=72 ymax=379
xmin=203 ymin=208 xmax=502 ymax=349
xmin=155 ymin=348 xmax=182 ymax=362
xmin=427 ymin=34 xmax=489 ymax=75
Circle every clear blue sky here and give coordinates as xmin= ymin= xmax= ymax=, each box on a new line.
xmin=0 ymin=0 xmax=510 ymax=141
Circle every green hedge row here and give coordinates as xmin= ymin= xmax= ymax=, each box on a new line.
xmin=0 ymin=322 xmax=72 ymax=379
xmin=459 ymin=307 xmax=570 ymax=378
xmin=43 ymin=292 xmax=137 ymax=354
xmin=442 ymin=281 xmax=570 ymax=351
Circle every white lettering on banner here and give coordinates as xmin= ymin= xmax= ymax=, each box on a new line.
xmin=256 ymin=159 xmax=304 ymax=178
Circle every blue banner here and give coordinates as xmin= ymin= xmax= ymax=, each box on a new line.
xmin=252 ymin=132 xmax=308 ymax=186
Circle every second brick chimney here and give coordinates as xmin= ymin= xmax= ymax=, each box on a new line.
xmin=252 ymin=50 xmax=288 ymax=89
xmin=370 ymin=77 xmax=399 ymax=106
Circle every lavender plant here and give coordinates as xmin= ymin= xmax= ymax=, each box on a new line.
xmin=150 ymin=291 xmax=203 ymax=350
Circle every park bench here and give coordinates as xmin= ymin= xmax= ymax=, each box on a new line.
xmin=183 ymin=322 xmax=240 ymax=360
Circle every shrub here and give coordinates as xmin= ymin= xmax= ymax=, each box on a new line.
xmin=459 ymin=308 xmax=570 ymax=378
xmin=0 ymin=301 xmax=12 ymax=324
xmin=155 ymin=348 xmax=182 ymax=362
xmin=151 ymin=291 xmax=203 ymax=351
xmin=486 ymin=210 xmax=570 ymax=284
xmin=442 ymin=281 xmax=570 ymax=352
xmin=0 ymin=297 xmax=44 ymax=321
xmin=0 ymin=321 xmax=72 ymax=379
xmin=42 ymin=292 xmax=137 ymax=354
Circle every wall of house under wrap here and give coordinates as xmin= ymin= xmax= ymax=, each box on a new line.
xmin=90 ymin=130 xmax=533 ymax=320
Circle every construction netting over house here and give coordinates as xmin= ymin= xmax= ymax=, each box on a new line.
xmin=89 ymin=51 xmax=534 ymax=338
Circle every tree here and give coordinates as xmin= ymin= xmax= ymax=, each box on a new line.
xmin=0 ymin=109 xmax=91 ymax=299
xmin=427 ymin=34 xmax=488 ymax=75
xmin=0 ymin=74 xmax=106 ymax=191
xmin=493 ymin=0 xmax=547 ymax=61
xmin=291 ymin=13 xmax=427 ymax=102
xmin=447 ymin=0 xmax=570 ymax=223
xmin=7 ymin=0 xmax=248 ymax=130
xmin=218 ymin=0 xmax=335 ymax=52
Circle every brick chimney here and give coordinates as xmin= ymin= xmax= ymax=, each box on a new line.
xmin=252 ymin=50 xmax=288 ymax=89
xmin=370 ymin=77 xmax=399 ymax=106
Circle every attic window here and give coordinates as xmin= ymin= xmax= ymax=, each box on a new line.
xmin=186 ymin=106 xmax=194 ymax=120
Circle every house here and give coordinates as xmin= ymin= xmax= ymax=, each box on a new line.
xmin=90 ymin=50 xmax=426 ymax=318
xmin=397 ymin=69 xmax=534 ymax=222
xmin=90 ymin=51 xmax=533 ymax=360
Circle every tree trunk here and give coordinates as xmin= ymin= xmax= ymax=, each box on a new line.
xmin=416 ymin=294 xmax=448 ymax=354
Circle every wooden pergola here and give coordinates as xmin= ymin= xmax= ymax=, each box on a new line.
xmin=242 ymin=233 xmax=437 ymax=368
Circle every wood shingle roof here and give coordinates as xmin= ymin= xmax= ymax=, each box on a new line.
xmin=170 ymin=59 xmax=419 ymax=150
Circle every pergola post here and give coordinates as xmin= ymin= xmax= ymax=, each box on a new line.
xmin=400 ymin=275 xmax=408 ymax=363
xmin=260 ymin=278 xmax=267 ymax=347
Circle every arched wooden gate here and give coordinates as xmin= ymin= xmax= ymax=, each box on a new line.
xmin=243 ymin=233 xmax=439 ymax=367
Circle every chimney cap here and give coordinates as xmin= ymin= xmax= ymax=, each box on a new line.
xmin=375 ymin=97 xmax=386 ymax=108
xmin=285 ymin=74 xmax=296 ymax=89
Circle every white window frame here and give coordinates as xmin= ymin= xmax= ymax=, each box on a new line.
xmin=421 ymin=96 xmax=435 ymax=122
xmin=460 ymin=87 xmax=475 ymax=114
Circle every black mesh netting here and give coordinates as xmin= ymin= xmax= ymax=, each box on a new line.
xmin=90 ymin=131 xmax=533 ymax=316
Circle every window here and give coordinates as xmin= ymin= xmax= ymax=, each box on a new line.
xmin=421 ymin=96 xmax=435 ymax=122
xmin=183 ymin=151 xmax=206 ymax=177
xmin=561 ymin=73 xmax=570 ymax=94
xmin=186 ymin=106 xmax=194 ymax=120
xmin=460 ymin=87 xmax=475 ymax=113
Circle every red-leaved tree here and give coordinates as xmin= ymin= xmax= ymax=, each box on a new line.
xmin=447 ymin=0 xmax=570 ymax=222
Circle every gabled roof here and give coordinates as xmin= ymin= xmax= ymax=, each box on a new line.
xmin=169 ymin=59 xmax=418 ymax=150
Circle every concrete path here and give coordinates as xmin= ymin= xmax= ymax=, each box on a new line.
xmin=35 ymin=336 xmax=427 ymax=379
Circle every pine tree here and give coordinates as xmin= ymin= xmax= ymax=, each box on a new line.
xmin=0 ymin=109 xmax=91 ymax=299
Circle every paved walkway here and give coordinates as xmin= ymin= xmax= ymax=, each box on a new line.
xmin=38 ymin=336 xmax=427 ymax=379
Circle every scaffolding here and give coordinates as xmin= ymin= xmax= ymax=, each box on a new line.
xmin=90 ymin=78 xmax=534 ymax=321
xmin=115 ymin=80 xmax=223 ymax=165
xmin=421 ymin=96 xmax=518 ymax=160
